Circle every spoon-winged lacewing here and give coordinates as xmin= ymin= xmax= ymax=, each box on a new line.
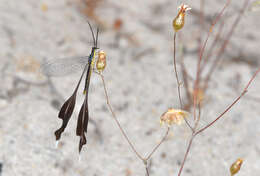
xmin=41 ymin=21 xmax=106 ymax=153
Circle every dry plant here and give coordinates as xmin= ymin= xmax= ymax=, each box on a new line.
xmin=44 ymin=1 xmax=260 ymax=176
xmin=94 ymin=1 xmax=260 ymax=176
xmin=179 ymin=0 xmax=252 ymax=111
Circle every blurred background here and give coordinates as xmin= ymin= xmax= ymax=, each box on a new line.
xmin=0 ymin=0 xmax=260 ymax=175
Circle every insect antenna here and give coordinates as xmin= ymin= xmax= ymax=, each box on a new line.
xmin=95 ymin=27 xmax=100 ymax=48
xmin=86 ymin=21 xmax=96 ymax=47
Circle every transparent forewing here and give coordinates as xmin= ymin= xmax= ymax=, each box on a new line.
xmin=41 ymin=56 xmax=88 ymax=77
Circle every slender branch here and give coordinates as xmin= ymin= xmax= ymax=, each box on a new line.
xmin=99 ymin=73 xmax=144 ymax=160
xmin=177 ymin=2 xmax=254 ymax=176
xmin=196 ymin=67 xmax=260 ymax=135
xmin=177 ymin=134 xmax=195 ymax=176
xmin=145 ymin=127 xmax=170 ymax=160
xmin=173 ymin=32 xmax=183 ymax=108
xmin=197 ymin=0 xmax=205 ymax=64
xmin=197 ymin=0 xmax=231 ymax=71
xmin=178 ymin=38 xmax=193 ymax=111
xmin=99 ymin=73 xmax=173 ymax=165
xmin=200 ymin=20 xmax=225 ymax=73
xmin=181 ymin=61 xmax=192 ymax=110
xmin=180 ymin=57 xmax=191 ymax=100
xmin=174 ymin=32 xmax=193 ymax=131
xmin=203 ymin=0 xmax=250 ymax=91
xmin=177 ymin=67 xmax=260 ymax=176
xmin=194 ymin=102 xmax=202 ymax=130
xmin=193 ymin=0 xmax=231 ymax=121
xmin=145 ymin=164 xmax=150 ymax=176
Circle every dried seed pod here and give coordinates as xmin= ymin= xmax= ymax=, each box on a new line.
xmin=96 ymin=50 xmax=106 ymax=72
xmin=173 ymin=4 xmax=191 ymax=32
xmin=230 ymin=158 xmax=243 ymax=176
xmin=160 ymin=108 xmax=189 ymax=126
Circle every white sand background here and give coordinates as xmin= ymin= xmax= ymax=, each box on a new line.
xmin=0 ymin=0 xmax=260 ymax=176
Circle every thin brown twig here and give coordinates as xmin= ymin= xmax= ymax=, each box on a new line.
xmin=177 ymin=33 xmax=193 ymax=112
xmin=99 ymin=73 xmax=172 ymax=170
xmin=145 ymin=165 xmax=150 ymax=176
xmin=174 ymin=32 xmax=193 ymax=131
xmin=180 ymin=60 xmax=192 ymax=110
xmin=99 ymin=73 xmax=144 ymax=160
xmin=145 ymin=127 xmax=170 ymax=160
xmin=193 ymin=0 xmax=231 ymax=121
xmin=197 ymin=0 xmax=205 ymax=63
xmin=173 ymin=32 xmax=183 ymax=108
xmin=177 ymin=134 xmax=195 ymax=176
xmin=196 ymin=67 xmax=260 ymax=135
xmin=178 ymin=35 xmax=193 ymax=111
xmin=200 ymin=20 xmax=225 ymax=73
xmin=194 ymin=102 xmax=201 ymax=130
xmin=177 ymin=68 xmax=260 ymax=176
xmin=203 ymin=0 xmax=250 ymax=91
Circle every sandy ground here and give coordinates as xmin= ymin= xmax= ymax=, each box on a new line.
xmin=0 ymin=0 xmax=260 ymax=176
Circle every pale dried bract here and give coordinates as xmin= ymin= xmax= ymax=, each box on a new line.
xmin=160 ymin=108 xmax=189 ymax=126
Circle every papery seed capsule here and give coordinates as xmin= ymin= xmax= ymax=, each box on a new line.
xmin=96 ymin=50 xmax=106 ymax=73
xmin=173 ymin=4 xmax=191 ymax=32
xmin=160 ymin=108 xmax=189 ymax=126
xmin=230 ymin=158 xmax=243 ymax=176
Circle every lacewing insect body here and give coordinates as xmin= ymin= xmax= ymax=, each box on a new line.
xmin=41 ymin=22 xmax=106 ymax=153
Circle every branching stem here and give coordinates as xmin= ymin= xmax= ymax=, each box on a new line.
xmin=99 ymin=73 xmax=171 ymax=176
xmin=99 ymin=74 xmax=143 ymax=160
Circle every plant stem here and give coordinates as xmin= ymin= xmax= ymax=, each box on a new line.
xmin=174 ymin=32 xmax=193 ymax=131
xmin=99 ymin=74 xmax=144 ymax=160
xmin=177 ymin=67 xmax=260 ymax=176
xmin=145 ymin=127 xmax=170 ymax=161
xmin=145 ymin=164 xmax=150 ymax=176
xmin=193 ymin=0 xmax=231 ymax=121
xmin=177 ymin=134 xmax=195 ymax=176
xmin=196 ymin=67 xmax=260 ymax=135
xmin=203 ymin=0 xmax=250 ymax=92
xmin=99 ymin=73 xmax=173 ymax=169
xmin=173 ymin=32 xmax=183 ymax=108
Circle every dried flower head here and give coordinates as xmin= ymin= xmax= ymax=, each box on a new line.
xmin=173 ymin=4 xmax=191 ymax=32
xmin=230 ymin=158 xmax=243 ymax=176
xmin=160 ymin=108 xmax=189 ymax=126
